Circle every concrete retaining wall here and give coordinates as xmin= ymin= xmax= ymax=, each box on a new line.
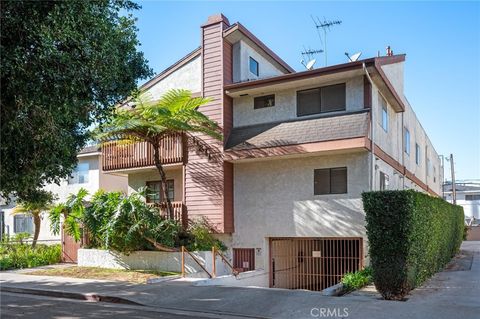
xmin=78 ymin=249 xmax=232 ymax=276
xmin=194 ymin=269 xmax=269 ymax=288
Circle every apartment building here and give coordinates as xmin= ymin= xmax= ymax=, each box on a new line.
xmin=0 ymin=146 xmax=127 ymax=244
xmin=101 ymin=14 xmax=443 ymax=290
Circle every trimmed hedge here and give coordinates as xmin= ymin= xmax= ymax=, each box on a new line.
xmin=362 ymin=190 xmax=464 ymax=300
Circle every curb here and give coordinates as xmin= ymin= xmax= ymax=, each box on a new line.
xmin=1 ymin=286 xmax=143 ymax=306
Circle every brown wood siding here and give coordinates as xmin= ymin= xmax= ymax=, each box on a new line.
xmin=184 ymin=18 xmax=234 ymax=233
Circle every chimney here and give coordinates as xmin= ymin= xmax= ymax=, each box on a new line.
xmin=386 ymin=46 xmax=393 ymax=56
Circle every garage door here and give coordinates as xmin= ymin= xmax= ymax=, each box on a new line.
xmin=269 ymin=237 xmax=363 ymax=291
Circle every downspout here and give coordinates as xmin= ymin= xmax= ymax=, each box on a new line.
xmin=363 ymin=63 xmax=375 ymax=191
xmin=401 ymin=112 xmax=405 ymax=189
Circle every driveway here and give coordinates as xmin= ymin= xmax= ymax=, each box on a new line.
xmin=1 ymin=241 xmax=479 ymax=319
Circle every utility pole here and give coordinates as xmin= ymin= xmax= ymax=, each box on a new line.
xmin=450 ymin=153 xmax=456 ymax=205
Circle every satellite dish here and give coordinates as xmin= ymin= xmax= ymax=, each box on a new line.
xmin=306 ymin=59 xmax=316 ymax=70
xmin=350 ymin=52 xmax=362 ymax=62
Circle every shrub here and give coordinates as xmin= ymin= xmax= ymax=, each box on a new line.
xmin=341 ymin=266 xmax=373 ymax=292
xmin=362 ymin=190 xmax=464 ymax=300
xmin=0 ymin=242 xmax=61 ymax=270
xmin=185 ymin=217 xmax=227 ymax=252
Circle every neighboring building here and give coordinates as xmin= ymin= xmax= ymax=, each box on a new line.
xmin=100 ymin=13 xmax=443 ymax=290
xmin=0 ymin=146 xmax=127 ymax=242
xmin=443 ymin=180 xmax=480 ymax=224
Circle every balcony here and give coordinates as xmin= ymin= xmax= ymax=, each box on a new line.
xmin=149 ymin=201 xmax=187 ymax=228
xmin=102 ymin=133 xmax=184 ymax=171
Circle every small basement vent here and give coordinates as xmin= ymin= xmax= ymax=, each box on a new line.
xmin=233 ymin=248 xmax=255 ymax=272
xmin=270 ymin=237 xmax=363 ymax=291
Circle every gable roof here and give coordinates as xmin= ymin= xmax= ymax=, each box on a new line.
xmin=139 ymin=47 xmax=201 ymax=91
xmin=223 ymin=22 xmax=295 ymax=74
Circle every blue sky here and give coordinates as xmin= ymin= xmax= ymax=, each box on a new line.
xmin=132 ymin=1 xmax=479 ymax=181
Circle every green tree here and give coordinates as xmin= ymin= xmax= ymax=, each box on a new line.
xmin=95 ymin=89 xmax=222 ymax=219
xmin=11 ymin=190 xmax=56 ymax=248
xmin=1 ymin=1 xmax=152 ymax=200
xmin=49 ymin=188 xmax=88 ymax=243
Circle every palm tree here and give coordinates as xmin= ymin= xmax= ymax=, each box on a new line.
xmin=95 ymin=89 xmax=222 ymax=219
xmin=49 ymin=188 xmax=88 ymax=243
xmin=12 ymin=190 xmax=55 ymax=248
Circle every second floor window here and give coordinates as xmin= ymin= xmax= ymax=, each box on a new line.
xmin=146 ymin=180 xmax=174 ymax=203
xmin=14 ymin=214 xmax=33 ymax=234
xmin=465 ymin=194 xmax=480 ymax=201
xmin=249 ymin=57 xmax=259 ymax=76
xmin=297 ymin=83 xmax=346 ymax=117
xmin=379 ymin=95 xmax=388 ymax=132
xmin=404 ymin=128 xmax=410 ymax=155
xmin=415 ymin=143 xmax=421 ymax=165
xmin=254 ymin=95 xmax=275 ymax=109
xmin=68 ymin=163 xmax=89 ymax=184
xmin=314 ymin=167 xmax=347 ymax=195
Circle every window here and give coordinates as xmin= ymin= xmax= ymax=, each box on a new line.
xmin=146 ymin=180 xmax=174 ymax=203
xmin=379 ymin=172 xmax=389 ymax=191
xmin=427 ymin=158 xmax=431 ymax=176
xmin=249 ymin=57 xmax=259 ymax=76
xmin=14 ymin=214 xmax=33 ymax=234
xmin=415 ymin=143 xmax=421 ymax=165
xmin=68 ymin=163 xmax=89 ymax=184
xmin=465 ymin=194 xmax=480 ymax=201
xmin=379 ymin=96 xmax=388 ymax=131
xmin=433 ymin=167 xmax=437 ymax=183
xmin=297 ymin=83 xmax=346 ymax=116
xmin=254 ymin=95 xmax=275 ymax=109
xmin=404 ymin=128 xmax=410 ymax=155
xmin=314 ymin=167 xmax=347 ymax=195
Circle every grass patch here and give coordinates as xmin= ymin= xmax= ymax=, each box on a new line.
xmin=341 ymin=266 xmax=373 ymax=293
xmin=27 ymin=266 xmax=179 ymax=284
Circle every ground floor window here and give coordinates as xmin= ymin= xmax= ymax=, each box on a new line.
xmin=380 ymin=171 xmax=389 ymax=191
xmin=233 ymin=248 xmax=255 ymax=272
xmin=13 ymin=214 xmax=34 ymax=234
xmin=146 ymin=180 xmax=174 ymax=203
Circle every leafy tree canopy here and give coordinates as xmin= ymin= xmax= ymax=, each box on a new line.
xmin=1 ymin=0 xmax=152 ymax=200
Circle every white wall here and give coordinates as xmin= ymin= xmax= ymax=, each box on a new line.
xmin=233 ymin=76 xmax=365 ymax=127
xmin=232 ymin=152 xmax=370 ymax=270
xmin=232 ymin=40 xmax=285 ymax=83
xmin=127 ymin=167 xmax=183 ymax=202
xmin=147 ymin=55 xmax=201 ymax=99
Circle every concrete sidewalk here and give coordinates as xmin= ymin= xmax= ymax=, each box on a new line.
xmin=2 ymin=241 xmax=479 ymax=319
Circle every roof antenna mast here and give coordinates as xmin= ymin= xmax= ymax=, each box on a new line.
xmin=312 ymin=16 xmax=342 ymax=66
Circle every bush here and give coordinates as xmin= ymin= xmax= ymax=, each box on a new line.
xmin=362 ymin=190 xmax=464 ymax=300
xmin=341 ymin=266 xmax=373 ymax=292
xmin=185 ymin=217 xmax=227 ymax=252
xmin=0 ymin=242 xmax=61 ymax=270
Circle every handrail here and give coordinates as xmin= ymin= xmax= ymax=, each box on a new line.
xmin=212 ymin=246 xmax=239 ymax=277
xmin=181 ymin=246 xmax=212 ymax=278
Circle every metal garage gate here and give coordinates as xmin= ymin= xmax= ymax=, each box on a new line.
xmin=269 ymin=237 xmax=363 ymax=291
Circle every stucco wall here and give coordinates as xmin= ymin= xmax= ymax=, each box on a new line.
xmin=232 ymin=76 xmax=365 ymax=127
xmin=371 ymin=63 xmax=442 ymax=195
xmin=232 ymin=152 xmax=370 ymax=269
xmin=78 ymin=248 xmax=232 ymax=276
xmin=147 ymin=55 xmax=201 ymax=99
xmin=232 ymin=40 xmax=284 ymax=83
xmin=127 ymin=167 xmax=183 ymax=202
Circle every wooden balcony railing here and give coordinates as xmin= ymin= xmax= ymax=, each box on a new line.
xmin=102 ymin=133 xmax=184 ymax=171
xmin=149 ymin=201 xmax=187 ymax=228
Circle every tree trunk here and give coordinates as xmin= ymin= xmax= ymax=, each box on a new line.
xmin=152 ymin=144 xmax=174 ymax=220
xmin=144 ymin=236 xmax=177 ymax=252
xmin=32 ymin=213 xmax=41 ymax=248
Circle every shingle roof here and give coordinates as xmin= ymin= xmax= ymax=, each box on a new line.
xmin=78 ymin=145 xmax=101 ymax=154
xmin=225 ymin=111 xmax=369 ymax=151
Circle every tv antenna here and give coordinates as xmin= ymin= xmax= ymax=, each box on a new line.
xmin=311 ymin=16 xmax=342 ymax=66
xmin=300 ymin=47 xmax=323 ymax=70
